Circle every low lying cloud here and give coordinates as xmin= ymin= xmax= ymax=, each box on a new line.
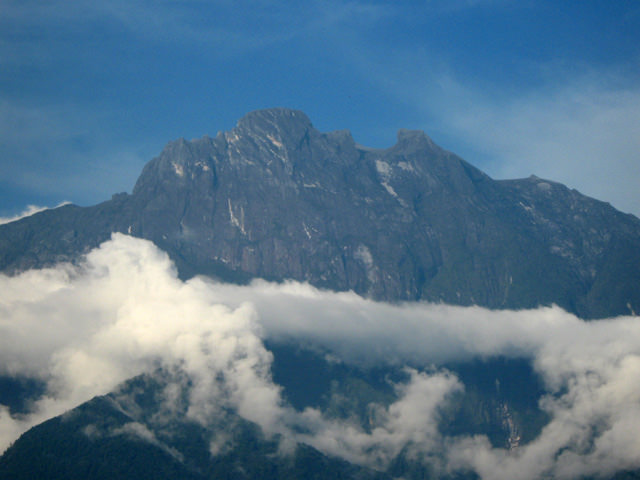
xmin=0 ymin=234 xmax=281 ymax=446
xmin=289 ymin=368 xmax=462 ymax=469
xmin=1 ymin=234 xmax=639 ymax=479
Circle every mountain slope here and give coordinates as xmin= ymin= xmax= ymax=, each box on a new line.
xmin=0 ymin=346 xmax=550 ymax=480
xmin=1 ymin=108 xmax=638 ymax=318
xmin=0 ymin=370 xmax=391 ymax=480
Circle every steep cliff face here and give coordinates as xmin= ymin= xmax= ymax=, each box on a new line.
xmin=1 ymin=107 xmax=639 ymax=318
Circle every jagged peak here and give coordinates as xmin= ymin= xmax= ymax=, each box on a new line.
xmin=226 ymin=108 xmax=317 ymax=154
xmin=397 ymin=128 xmax=428 ymax=140
xmin=394 ymin=129 xmax=436 ymax=149
xmin=154 ymin=137 xmax=193 ymax=164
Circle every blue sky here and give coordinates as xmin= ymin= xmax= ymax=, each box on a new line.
xmin=2 ymin=0 xmax=640 ymax=217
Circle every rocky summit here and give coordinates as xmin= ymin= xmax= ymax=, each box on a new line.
xmin=1 ymin=107 xmax=639 ymax=318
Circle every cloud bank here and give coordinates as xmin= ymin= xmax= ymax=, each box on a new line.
xmin=1 ymin=234 xmax=640 ymax=479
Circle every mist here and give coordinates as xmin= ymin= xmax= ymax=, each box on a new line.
xmin=1 ymin=234 xmax=639 ymax=479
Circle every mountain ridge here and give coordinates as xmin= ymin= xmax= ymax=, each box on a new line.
xmin=1 ymin=107 xmax=639 ymax=318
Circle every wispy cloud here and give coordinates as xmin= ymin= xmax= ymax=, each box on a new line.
xmin=1 ymin=235 xmax=640 ymax=479
xmin=0 ymin=202 xmax=71 ymax=225
xmin=0 ymin=99 xmax=151 ymax=204
xmin=1 ymin=0 xmax=392 ymax=61
xmin=331 ymin=6 xmax=640 ymax=217
xmin=434 ymin=72 xmax=640 ymax=216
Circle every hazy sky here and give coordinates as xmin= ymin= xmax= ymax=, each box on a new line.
xmin=2 ymin=1 xmax=640 ymax=216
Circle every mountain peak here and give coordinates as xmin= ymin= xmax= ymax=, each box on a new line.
xmin=394 ymin=128 xmax=437 ymax=152
xmin=3 ymin=107 xmax=640 ymax=319
xmin=228 ymin=108 xmax=316 ymax=157
xmin=396 ymin=128 xmax=427 ymax=140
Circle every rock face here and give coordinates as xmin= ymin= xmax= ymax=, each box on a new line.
xmin=1 ymin=107 xmax=639 ymax=318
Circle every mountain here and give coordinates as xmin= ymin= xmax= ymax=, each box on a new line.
xmin=1 ymin=108 xmax=640 ymax=479
xmin=1 ymin=107 xmax=639 ymax=318
xmin=0 ymin=368 xmax=391 ymax=480
xmin=0 ymin=347 xmax=545 ymax=480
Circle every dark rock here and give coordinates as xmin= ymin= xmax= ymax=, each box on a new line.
xmin=1 ymin=107 xmax=639 ymax=318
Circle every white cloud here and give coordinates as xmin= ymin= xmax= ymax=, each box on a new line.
xmin=0 ymin=202 xmax=71 ymax=225
xmin=286 ymin=368 xmax=462 ymax=468
xmin=1 ymin=234 xmax=640 ymax=479
xmin=0 ymin=234 xmax=283 ymax=451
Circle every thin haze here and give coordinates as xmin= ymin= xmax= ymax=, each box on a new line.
xmin=1 ymin=235 xmax=640 ymax=479
xmin=1 ymin=1 xmax=639 ymax=216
